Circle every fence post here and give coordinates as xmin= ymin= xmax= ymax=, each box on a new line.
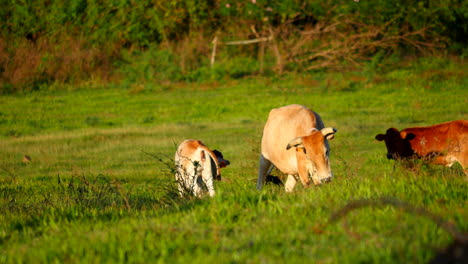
xmin=211 ymin=36 xmax=218 ymax=68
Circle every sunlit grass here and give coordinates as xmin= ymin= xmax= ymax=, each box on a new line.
xmin=0 ymin=57 xmax=467 ymax=263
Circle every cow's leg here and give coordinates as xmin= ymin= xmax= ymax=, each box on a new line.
xmin=456 ymin=153 xmax=468 ymax=176
xmin=432 ymin=155 xmax=453 ymax=166
xmin=176 ymin=173 xmax=185 ymax=196
xmin=432 ymin=154 xmax=468 ymax=175
xmin=189 ymin=160 xmax=205 ymax=197
xmin=175 ymin=164 xmax=188 ymax=197
xmin=285 ymin=175 xmax=297 ymax=192
xmin=174 ymin=158 xmax=185 ymax=196
xmin=192 ymin=175 xmax=203 ymax=197
xmin=204 ymin=175 xmax=216 ymax=197
xmin=257 ymin=154 xmax=273 ymax=190
xmin=202 ymin=153 xmax=216 ymax=197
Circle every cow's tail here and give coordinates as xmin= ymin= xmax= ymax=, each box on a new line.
xmin=200 ymin=146 xmax=221 ymax=180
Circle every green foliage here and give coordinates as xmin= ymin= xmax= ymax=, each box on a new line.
xmin=118 ymin=46 xmax=183 ymax=85
xmin=0 ymin=0 xmax=467 ymax=92
xmin=346 ymin=0 xmax=468 ymax=47
xmin=1 ymin=0 xmax=466 ymax=47
xmin=116 ymin=44 xmax=272 ymax=85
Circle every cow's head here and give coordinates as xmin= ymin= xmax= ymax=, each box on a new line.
xmin=286 ymin=127 xmax=337 ymax=185
xmin=212 ymin=150 xmax=230 ymax=180
xmin=375 ymin=128 xmax=416 ymax=159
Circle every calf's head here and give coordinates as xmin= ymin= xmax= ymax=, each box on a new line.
xmin=286 ymin=127 xmax=337 ymax=185
xmin=212 ymin=150 xmax=230 ymax=180
xmin=375 ymin=128 xmax=416 ymax=159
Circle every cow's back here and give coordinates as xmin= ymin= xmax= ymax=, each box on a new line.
xmin=175 ymin=140 xmax=203 ymax=169
xmin=261 ymin=104 xmax=322 ymax=174
xmin=404 ymin=120 xmax=468 ymax=156
xmin=445 ymin=120 xmax=467 ymax=158
xmin=449 ymin=120 xmax=468 ymax=142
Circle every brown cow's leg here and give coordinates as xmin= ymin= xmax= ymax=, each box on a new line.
xmin=433 ymin=155 xmax=468 ymax=175
xmin=457 ymin=154 xmax=468 ymax=176
xmin=432 ymin=156 xmax=450 ymax=166
xmin=285 ymin=175 xmax=297 ymax=192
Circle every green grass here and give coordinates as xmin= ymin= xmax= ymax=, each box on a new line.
xmin=0 ymin=57 xmax=467 ymax=263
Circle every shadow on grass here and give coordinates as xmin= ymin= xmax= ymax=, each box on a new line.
xmin=329 ymin=196 xmax=468 ymax=264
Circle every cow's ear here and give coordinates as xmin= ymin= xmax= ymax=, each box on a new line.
xmin=321 ymin=127 xmax=337 ymax=140
xmin=406 ymin=133 xmax=416 ymax=140
xmin=212 ymin=149 xmax=223 ymax=159
xmin=286 ymin=137 xmax=304 ymax=150
xmin=375 ymin=134 xmax=385 ymax=141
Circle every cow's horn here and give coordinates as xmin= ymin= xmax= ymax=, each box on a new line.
xmin=321 ymin=127 xmax=337 ymax=140
xmin=286 ymin=137 xmax=303 ymax=150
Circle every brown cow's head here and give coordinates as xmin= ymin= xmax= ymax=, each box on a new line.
xmin=286 ymin=127 xmax=337 ymax=185
xmin=212 ymin=150 xmax=230 ymax=180
xmin=375 ymin=128 xmax=416 ymax=159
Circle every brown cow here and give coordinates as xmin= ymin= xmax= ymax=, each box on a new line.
xmin=175 ymin=140 xmax=230 ymax=197
xmin=257 ymin=104 xmax=337 ymax=192
xmin=375 ymin=120 xmax=468 ymax=174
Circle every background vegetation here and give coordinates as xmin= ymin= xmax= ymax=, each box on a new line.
xmin=1 ymin=0 xmax=467 ymax=92
xmin=0 ymin=56 xmax=467 ymax=263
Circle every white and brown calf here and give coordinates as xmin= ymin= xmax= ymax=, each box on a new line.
xmin=174 ymin=140 xmax=230 ymax=197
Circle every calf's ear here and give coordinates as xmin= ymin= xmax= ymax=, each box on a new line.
xmin=212 ymin=150 xmax=224 ymax=159
xmin=375 ymin=134 xmax=386 ymax=141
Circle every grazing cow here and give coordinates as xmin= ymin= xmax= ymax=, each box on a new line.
xmin=257 ymin=104 xmax=337 ymax=192
xmin=175 ymin=140 xmax=230 ymax=197
xmin=375 ymin=120 xmax=468 ymax=174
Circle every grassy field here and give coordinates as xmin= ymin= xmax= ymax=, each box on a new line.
xmin=0 ymin=57 xmax=467 ymax=263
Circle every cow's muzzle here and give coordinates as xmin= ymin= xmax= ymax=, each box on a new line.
xmin=220 ymin=159 xmax=230 ymax=168
xmin=322 ymin=176 xmax=332 ymax=183
xmin=386 ymin=153 xmax=396 ymax=160
xmin=312 ymin=175 xmax=332 ymax=185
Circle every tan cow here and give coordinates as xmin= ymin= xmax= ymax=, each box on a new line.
xmin=375 ymin=120 xmax=468 ymax=175
xmin=175 ymin=140 xmax=230 ymax=197
xmin=257 ymin=104 xmax=337 ymax=192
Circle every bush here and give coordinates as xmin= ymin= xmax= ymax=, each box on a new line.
xmin=0 ymin=36 xmax=115 ymax=93
xmin=117 ymin=46 xmax=183 ymax=86
xmin=185 ymin=56 xmax=263 ymax=83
